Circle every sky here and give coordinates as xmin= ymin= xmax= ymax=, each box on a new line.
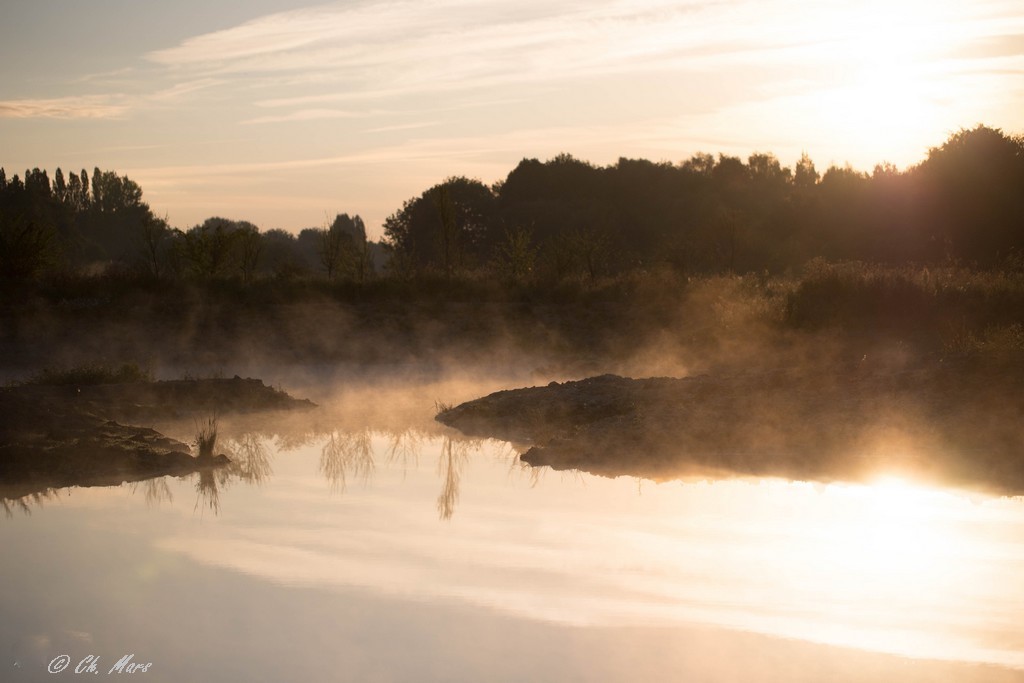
xmin=1 ymin=0 xmax=1022 ymax=238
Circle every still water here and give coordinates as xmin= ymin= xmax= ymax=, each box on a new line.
xmin=3 ymin=376 xmax=1024 ymax=682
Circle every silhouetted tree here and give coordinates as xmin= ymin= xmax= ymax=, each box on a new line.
xmin=178 ymin=218 xmax=239 ymax=279
xmin=913 ymin=125 xmax=1024 ymax=264
xmin=794 ymin=152 xmax=819 ymax=191
xmin=316 ymin=213 xmax=365 ymax=280
xmin=496 ymin=225 xmax=538 ymax=282
xmin=53 ymin=168 xmax=67 ymax=204
xmin=0 ymin=214 xmax=55 ymax=287
xmin=384 ymin=177 xmax=496 ymax=275
xmin=138 ymin=216 xmax=171 ymax=279
xmin=235 ymin=222 xmax=263 ymax=283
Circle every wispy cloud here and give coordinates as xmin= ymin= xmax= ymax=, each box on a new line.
xmin=150 ymin=78 xmax=226 ymax=102
xmin=241 ymin=108 xmax=360 ymax=125
xmin=0 ymin=95 xmax=130 ymax=120
xmin=138 ymin=0 xmax=1024 ymax=129
xmin=144 ymin=0 xmax=761 ymax=100
xmin=363 ymin=121 xmax=441 ymax=134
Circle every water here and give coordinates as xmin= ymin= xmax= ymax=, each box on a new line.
xmin=3 ymin=377 xmax=1024 ymax=682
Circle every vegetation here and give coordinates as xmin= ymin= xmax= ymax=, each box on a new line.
xmin=194 ymin=416 xmax=219 ymax=460
xmin=2 ymin=125 xmax=1023 ymax=374
xmin=3 ymin=125 xmax=1022 ymax=289
xmin=25 ymin=362 xmax=152 ymax=386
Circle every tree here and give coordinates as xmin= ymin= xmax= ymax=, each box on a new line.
xmin=496 ymin=226 xmax=538 ymax=282
xmin=235 ymin=222 xmax=263 ymax=283
xmin=179 ymin=218 xmax=239 ymax=279
xmin=316 ymin=214 xmax=360 ymax=280
xmin=384 ymin=177 xmax=496 ymax=275
xmin=914 ymin=125 xmax=1024 ymax=264
xmin=66 ymin=172 xmax=84 ymax=212
xmin=316 ymin=226 xmax=345 ymax=280
xmin=53 ymin=168 xmax=67 ymax=204
xmin=79 ymin=169 xmax=153 ymax=263
xmin=794 ymin=152 xmax=819 ymax=190
xmin=79 ymin=169 xmax=90 ymax=209
xmin=432 ymin=186 xmax=460 ymax=278
xmin=138 ymin=216 xmax=171 ymax=279
xmin=0 ymin=214 xmax=55 ymax=287
xmin=261 ymin=228 xmax=303 ymax=278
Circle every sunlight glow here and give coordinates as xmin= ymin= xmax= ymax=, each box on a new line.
xmin=819 ymin=477 xmax=958 ymax=579
xmin=773 ymin=0 xmax=960 ymax=165
xmin=2 ymin=0 xmax=1021 ymax=230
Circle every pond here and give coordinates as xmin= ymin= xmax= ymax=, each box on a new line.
xmin=3 ymin=374 xmax=1024 ymax=682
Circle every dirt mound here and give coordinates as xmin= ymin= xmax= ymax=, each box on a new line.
xmin=0 ymin=376 xmax=314 ymax=502
xmin=437 ymin=362 xmax=1024 ymax=494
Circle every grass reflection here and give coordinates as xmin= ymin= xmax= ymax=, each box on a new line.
xmin=194 ymin=466 xmax=222 ymax=516
xmin=1 ymin=487 xmax=59 ymax=517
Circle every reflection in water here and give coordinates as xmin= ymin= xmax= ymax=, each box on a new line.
xmin=132 ymin=477 xmax=173 ymax=507
xmin=0 ymin=424 xmax=500 ymax=520
xmin=195 ymin=466 xmax=222 ymax=515
xmin=1 ymin=488 xmax=59 ymax=517
xmin=193 ymin=434 xmax=276 ymax=515
xmin=138 ymin=436 xmax=1024 ymax=673
xmin=384 ymin=429 xmax=424 ymax=470
xmin=320 ymin=429 xmax=375 ymax=493
xmin=225 ymin=433 xmax=274 ymax=485
xmin=437 ymin=436 xmax=473 ymax=520
xmin=317 ymin=427 xmax=481 ymax=519
xmin=4 ymin=414 xmax=1024 ymax=676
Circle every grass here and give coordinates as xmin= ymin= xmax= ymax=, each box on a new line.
xmin=194 ymin=415 xmax=219 ymax=459
xmin=9 ymin=260 xmax=1024 ymax=376
xmin=26 ymin=362 xmax=152 ymax=386
xmin=784 ymin=260 xmax=1024 ymax=339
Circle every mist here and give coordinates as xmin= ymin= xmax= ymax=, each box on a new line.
xmin=3 ymin=126 xmax=1024 ymax=682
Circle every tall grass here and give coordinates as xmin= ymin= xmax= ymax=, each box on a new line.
xmin=785 ymin=260 xmax=1024 ymax=338
xmin=194 ymin=415 xmax=219 ymax=459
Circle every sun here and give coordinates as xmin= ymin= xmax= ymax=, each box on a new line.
xmin=781 ymin=0 xmax=964 ymax=166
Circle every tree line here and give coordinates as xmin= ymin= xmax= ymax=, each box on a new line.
xmin=0 ymin=166 xmax=379 ymax=288
xmin=2 ymin=125 xmax=1022 ymax=292
xmin=385 ymin=125 xmax=1024 ymax=279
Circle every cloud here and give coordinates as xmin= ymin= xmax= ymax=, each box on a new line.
xmin=0 ymin=95 xmax=130 ymax=120
xmin=241 ymin=108 xmax=361 ymax=125
xmin=143 ymin=0 xmax=759 ymax=97
xmin=137 ymin=0 xmax=1024 ymax=135
xmin=363 ymin=121 xmax=441 ymax=133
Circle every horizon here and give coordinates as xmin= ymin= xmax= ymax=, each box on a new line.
xmin=2 ymin=0 xmax=1023 ymax=239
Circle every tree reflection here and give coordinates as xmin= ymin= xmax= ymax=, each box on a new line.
xmin=224 ymin=433 xmax=273 ymax=485
xmin=131 ymin=477 xmax=173 ymax=507
xmin=384 ymin=429 xmax=424 ymax=469
xmin=319 ymin=429 xmax=374 ymax=493
xmin=3 ymin=421 xmax=510 ymax=520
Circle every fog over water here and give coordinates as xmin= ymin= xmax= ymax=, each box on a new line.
xmin=3 ymin=373 xmax=1023 ymax=682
